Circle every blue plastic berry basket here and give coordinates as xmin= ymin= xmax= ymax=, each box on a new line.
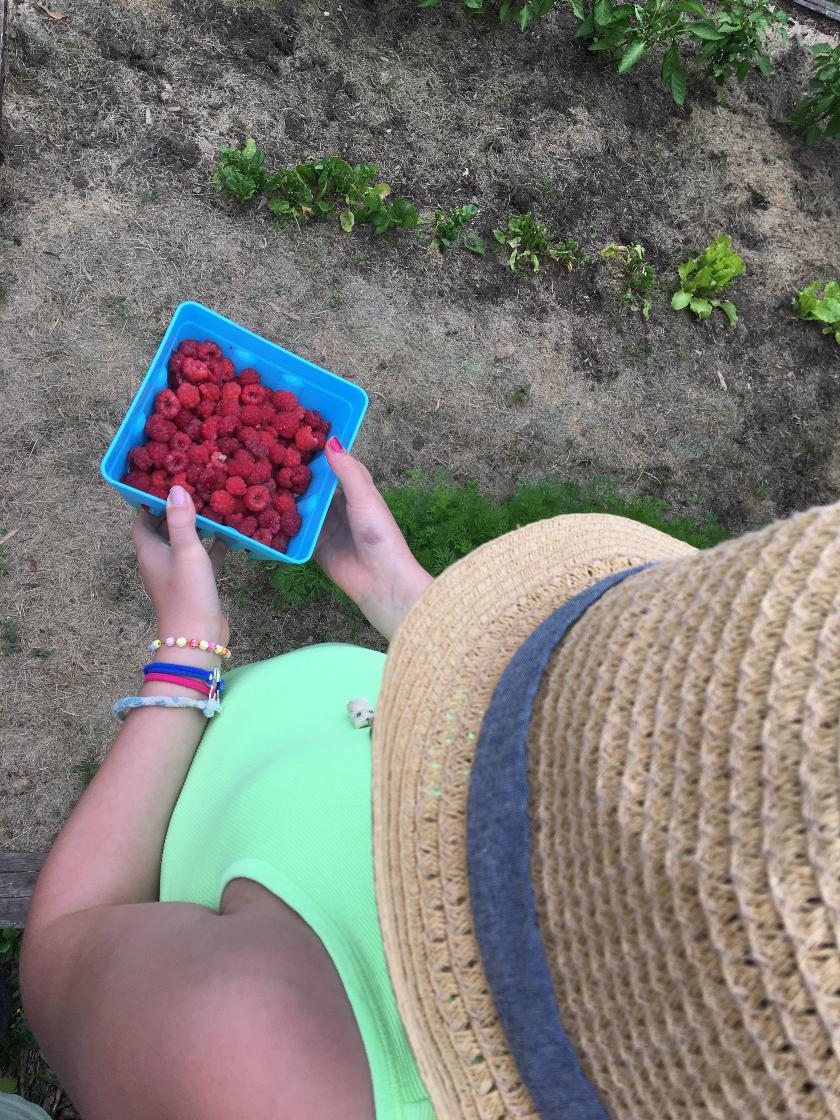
xmin=100 ymin=301 xmax=368 ymax=564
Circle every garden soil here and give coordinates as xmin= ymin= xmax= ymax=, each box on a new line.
xmin=1 ymin=0 xmax=838 ymax=854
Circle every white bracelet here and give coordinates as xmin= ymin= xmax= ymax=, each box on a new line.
xmin=112 ymin=694 xmax=221 ymax=721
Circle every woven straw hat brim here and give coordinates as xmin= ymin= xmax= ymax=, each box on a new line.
xmin=373 ymin=505 xmax=840 ymax=1120
xmin=372 ymin=513 xmax=697 ymax=1118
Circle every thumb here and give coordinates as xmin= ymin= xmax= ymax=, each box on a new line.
xmin=325 ymin=438 xmax=378 ymax=508
xmin=165 ymin=485 xmax=201 ymax=551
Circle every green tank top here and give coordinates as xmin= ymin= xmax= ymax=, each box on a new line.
xmin=159 ymin=643 xmax=433 ymax=1119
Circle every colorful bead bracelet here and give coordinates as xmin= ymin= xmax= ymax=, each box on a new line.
xmin=149 ymin=636 xmax=232 ymax=659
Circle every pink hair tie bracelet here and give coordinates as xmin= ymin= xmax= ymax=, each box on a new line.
xmin=149 ymin=637 xmax=232 ymax=659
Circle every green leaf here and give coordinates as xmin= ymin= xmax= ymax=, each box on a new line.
xmin=618 ymin=38 xmax=647 ymax=73
xmin=677 ymin=0 xmax=707 ymax=14
xmin=494 ymin=228 xmax=507 ymax=244
xmin=340 ymin=208 xmax=355 ymax=232
xmin=462 ymin=231 xmax=487 ymax=255
xmin=0 ymin=1077 xmax=18 ymax=1094
xmin=689 ymin=21 xmax=724 ymax=39
xmin=826 ymin=110 xmax=840 ymax=138
xmin=718 ymin=300 xmax=738 ymax=325
xmin=671 ymin=289 xmax=692 ymax=309
xmin=569 ymin=0 xmax=586 ymax=16
xmin=671 ymin=65 xmax=687 ymax=106
xmin=574 ymin=9 xmax=595 ymax=35
xmin=689 ymin=296 xmax=713 ymax=318
xmin=418 ymin=0 xmax=441 ymax=6
xmin=756 ymin=53 xmax=772 ymax=77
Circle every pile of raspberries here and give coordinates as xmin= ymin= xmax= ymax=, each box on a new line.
xmin=120 ymin=337 xmax=331 ymax=553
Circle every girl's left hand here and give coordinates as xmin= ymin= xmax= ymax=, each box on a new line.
xmin=131 ymin=485 xmax=229 ymax=648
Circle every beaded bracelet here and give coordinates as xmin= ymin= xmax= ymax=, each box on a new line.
xmin=112 ymin=695 xmax=221 ymax=720
xmin=149 ymin=636 xmax=232 ymax=659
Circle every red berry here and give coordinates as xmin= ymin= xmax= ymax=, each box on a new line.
xmin=124 ymin=469 xmax=152 ymax=491
xmin=226 ymin=512 xmax=245 ymax=531
xmin=146 ymin=414 xmax=176 ymax=443
xmin=253 ymin=528 xmax=274 ymax=546
xmin=185 ymin=418 xmax=204 ymax=442
xmin=220 ymin=399 xmax=240 ymax=418
xmin=168 ymin=353 xmax=185 ymax=377
xmin=268 ymin=442 xmax=287 ymax=467
xmin=240 ymin=384 xmax=267 ymax=406
xmin=182 ymin=358 xmax=210 ymax=384
xmin=278 ymin=508 xmax=302 ymax=537
xmin=173 ymin=408 xmax=196 ymax=431
xmin=178 ymin=339 xmax=199 ymax=357
xmin=201 ymin=417 xmax=220 ymax=443
xmin=272 ymin=412 xmax=299 ymax=439
xmin=238 ymin=367 xmax=261 ymax=386
xmin=150 ymin=468 xmax=169 ymax=488
xmin=247 ymin=459 xmax=272 ymax=485
xmin=229 ymin=450 xmax=255 ymax=475
xmin=187 ymin=443 xmax=210 ymax=465
xmin=197 ymin=398 xmax=217 ymax=419
xmin=240 ymin=404 xmax=263 ymax=427
xmin=217 ymin=436 xmax=240 ymax=456
xmin=245 ymin=434 xmax=270 ymax=459
xmin=199 ymin=466 xmax=227 ymax=493
xmin=208 ymin=449 xmax=228 ymax=470
xmin=148 ymin=485 xmax=170 ymax=501
xmin=210 ymin=489 xmax=235 ymax=515
xmin=290 ymin=464 xmax=312 ymax=494
xmin=199 ymin=382 xmax=221 ymax=402
xmin=257 ymin=509 xmax=281 ymax=533
xmin=272 ymin=490 xmax=296 ymax=514
xmin=276 ymin=466 xmax=294 ymax=489
xmin=186 ymin=464 xmax=203 ymax=486
xmin=154 ymin=389 xmax=180 ymax=420
xmin=210 ymin=357 xmax=236 ymax=382
xmin=240 ymin=515 xmax=258 ymax=537
xmin=294 ymin=425 xmax=319 ymax=452
xmin=176 ymin=383 xmax=201 ymax=409
xmin=218 ymin=414 xmax=239 ymax=436
xmin=273 ymin=390 xmax=298 ymax=411
xmin=165 ymin=449 xmax=188 ymax=474
xmin=243 ymin=485 xmax=270 ymax=512
xmin=129 ymin=445 xmax=152 ymax=471
xmin=146 ymin=440 xmax=168 ymax=468
xmin=226 ymin=475 xmax=248 ymax=496
xmin=271 ymin=533 xmax=291 ymax=553
xmin=194 ymin=497 xmax=206 ymax=514
xmin=170 ymin=431 xmax=192 ymax=452
xmin=284 ymin=446 xmax=302 ymax=468
xmin=197 ymin=340 xmax=222 ymax=361
xmin=220 ymin=381 xmax=241 ymax=401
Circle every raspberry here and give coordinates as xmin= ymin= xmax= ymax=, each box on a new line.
xmin=240 ymin=404 xmax=264 ymax=428
xmin=124 ymin=469 xmax=152 ymax=491
xmin=171 ymin=471 xmax=188 ymax=487
xmin=217 ymin=436 xmax=241 ymax=456
xmin=145 ymin=441 xmax=168 ymax=468
xmin=229 ymin=450 xmax=255 ymax=476
xmin=194 ymin=497 xmax=206 ymax=514
xmin=199 ymin=382 xmax=221 ymax=402
xmin=220 ymin=382 xmax=241 ymax=401
xmin=294 ymin=425 xmax=319 ymax=452
xmin=303 ymin=409 xmax=323 ymax=430
xmin=146 ymin=414 xmax=176 ymax=443
xmin=244 ymin=485 xmax=270 ymax=512
xmin=173 ymin=408 xmax=196 ymax=431
xmin=187 ymin=443 xmax=210 ymax=465
xmin=148 ymin=485 xmax=170 ymax=501
xmin=272 ymin=412 xmax=299 ymax=439
xmin=253 ymin=528 xmax=274 ymax=546
xmin=209 ymin=450 xmax=228 ymax=470
xmin=165 ymin=449 xmax=188 ymax=474
xmin=247 ymin=459 xmax=272 ymax=485
xmin=272 ymin=490 xmax=297 ymax=514
xmin=238 ymin=367 xmax=261 ymax=386
xmin=170 ymin=431 xmax=192 ymax=452
xmin=210 ymin=489 xmax=235 ymax=515
xmin=284 ymin=446 xmax=302 ymax=469
xmin=197 ymin=398 xmax=217 ymax=419
xmin=240 ymin=384 xmax=267 ymax=406
xmin=246 ymin=435 xmax=270 ymax=459
xmin=168 ymin=353 xmax=185 ymax=377
xmin=273 ymin=390 xmax=298 ymax=411
xmin=201 ymin=417 xmax=220 ymax=443
xmin=197 ymin=340 xmax=222 ymax=361
xmin=220 ymin=399 xmax=240 ymax=418
xmin=129 ymin=445 xmax=152 ymax=471
xmin=186 ymin=464 xmax=203 ymax=486
xmin=210 ymin=357 xmax=236 ymax=382
xmin=258 ymin=403 xmax=275 ymax=425
xmin=257 ymin=509 xmax=282 ymax=533
xmin=185 ymin=418 xmax=204 ymax=442
xmin=182 ymin=358 xmax=210 ymax=384
xmin=154 ymin=389 xmax=180 ymax=420
xmin=240 ymin=515 xmax=258 ymax=537
xmin=276 ymin=466 xmax=294 ymax=490
xmin=271 ymin=533 xmax=291 ymax=553
xmin=218 ymin=414 xmax=239 ymax=436
xmin=268 ymin=442 xmax=287 ymax=467
xmin=150 ymin=468 xmax=169 ymax=488
xmin=290 ymin=464 xmax=312 ymax=494
xmin=199 ymin=466 xmax=227 ymax=493
xmin=278 ymin=508 xmax=302 ymax=537
xmin=178 ymin=339 xmax=199 ymax=357
xmin=176 ymin=383 xmax=201 ymax=410
xmin=226 ymin=512 xmax=244 ymax=531
xmin=225 ymin=475 xmax=247 ymax=496
xmin=313 ymin=430 xmax=327 ymax=451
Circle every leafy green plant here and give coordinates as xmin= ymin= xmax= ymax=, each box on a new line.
xmin=271 ymin=470 xmax=727 ymax=608
xmin=690 ymin=0 xmax=786 ymax=87
xmin=493 ymin=214 xmax=582 ymax=275
xmin=0 ymin=927 xmax=39 ymax=1095
xmin=794 ymin=281 xmax=840 ymax=345
xmin=431 ymin=204 xmax=480 ymax=250
xmin=215 ymin=142 xmax=420 ymax=235
xmin=419 ymin=0 xmax=557 ymax=31
xmin=788 ymin=43 xmax=840 ymax=146
xmin=671 ymin=235 xmax=744 ymax=323
xmin=601 ymin=242 xmax=656 ymax=319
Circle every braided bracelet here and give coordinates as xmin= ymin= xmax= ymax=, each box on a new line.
xmin=112 ymin=695 xmax=221 ymax=721
xmin=149 ymin=637 xmax=232 ymax=659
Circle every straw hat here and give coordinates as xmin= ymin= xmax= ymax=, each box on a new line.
xmin=372 ymin=504 xmax=840 ymax=1119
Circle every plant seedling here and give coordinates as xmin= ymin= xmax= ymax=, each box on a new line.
xmin=601 ymin=243 xmax=656 ymax=319
xmin=794 ymin=281 xmax=840 ymax=344
xmin=689 ymin=0 xmax=786 ymax=87
xmin=431 ymin=204 xmax=480 ymax=250
xmin=494 ymin=213 xmax=582 ymax=275
xmin=788 ymin=43 xmax=840 ymax=146
xmin=671 ymin=235 xmax=744 ymax=323
xmin=419 ymin=0 xmax=558 ymax=31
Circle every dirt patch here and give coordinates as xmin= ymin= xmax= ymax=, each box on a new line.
xmin=0 ymin=0 xmax=838 ymax=850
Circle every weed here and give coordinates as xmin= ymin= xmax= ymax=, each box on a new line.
xmin=493 ymin=213 xmax=582 ymax=275
xmin=419 ymin=0 xmax=558 ymax=31
xmin=0 ymin=617 xmax=21 ymax=656
xmin=691 ymin=0 xmax=786 ymax=87
xmin=215 ymin=141 xmax=419 ymax=235
xmin=510 ymin=380 xmax=532 ymax=405
xmin=326 ymin=291 xmax=345 ymax=310
xmin=71 ymin=757 xmax=101 ymax=789
xmin=462 ymin=231 xmax=488 ymax=255
xmin=601 ymin=243 xmax=656 ymax=319
xmin=102 ymin=294 xmax=129 ymax=318
xmin=671 ymin=235 xmax=744 ymax=323
xmin=348 ymin=250 xmax=366 ymax=263
xmin=793 ymin=281 xmax=840 ymax=345
xmin=431 ymin=204 xmax=480 ymax=250
xmin=272 ymin=470 xmax=727 ymax=609
xmin=141 ymin=188 xmax=164 ymax=204
xmin=788 ymin=43 xmax=840 ymax=146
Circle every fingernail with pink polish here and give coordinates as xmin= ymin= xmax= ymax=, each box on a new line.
xmin=327 ymin=436 xmax=345 ymax=454
xmin=168 ymin=485 xmax=188 ymax=507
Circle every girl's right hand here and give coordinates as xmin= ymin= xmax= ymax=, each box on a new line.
xmin=315 ymin=439 xmax=433 ymax=642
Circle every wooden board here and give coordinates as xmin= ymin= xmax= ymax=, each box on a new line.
xmin=0 ymin=0 xmax=7 ymax=118
xmin=793 ymin=0 xmax=840 ymax=20
xmin=0 ymin=853 xmax=46 ymax=928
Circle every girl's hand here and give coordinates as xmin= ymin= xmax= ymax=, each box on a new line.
xmin=131 ymin=486 xmax=229 ymax=651
xmin=316 ymin=439 xmax=433 ymax=642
